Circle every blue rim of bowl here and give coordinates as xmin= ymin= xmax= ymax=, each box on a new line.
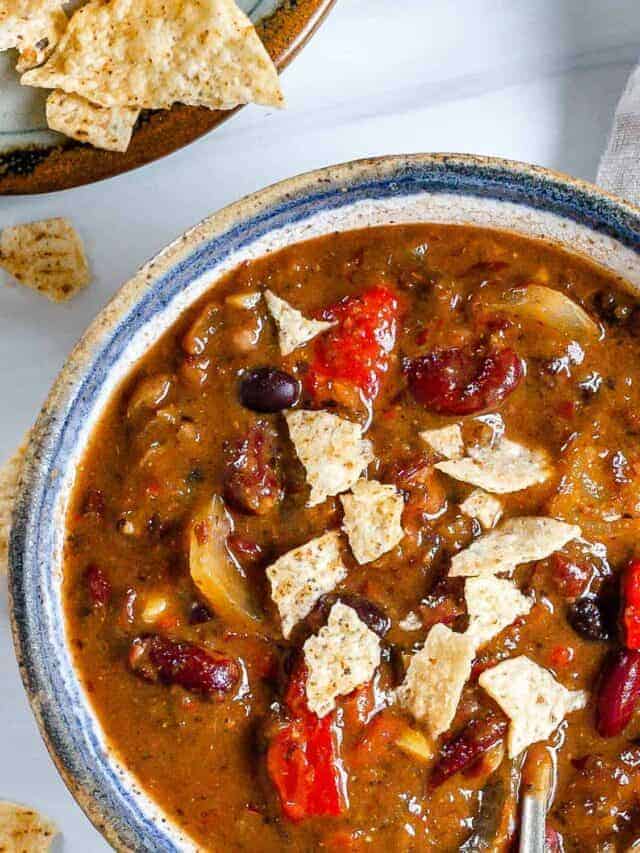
xmin=9 ymin=153 xmax=640 ymax=851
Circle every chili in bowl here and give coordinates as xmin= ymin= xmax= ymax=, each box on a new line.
xmin=9 ymin=155 xmax=640 ymax=852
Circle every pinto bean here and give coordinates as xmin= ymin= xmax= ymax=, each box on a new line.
xmin=182 ymin=302 xmax=219 ymax=356
xmin=129 ymin=634 xmax=240 ymax=696
xmin=126 ymin=374 xmax=173 ymax=420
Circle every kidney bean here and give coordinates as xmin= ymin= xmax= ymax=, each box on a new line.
xmin=189 ymin=602 xmax=213 ymax=625
xmin=406 ymin=346 xmax=523 ymax=415
xmin=239 ymin=367 xmax=300 ymax=413
xmin=430 ymin=714 xmax=508 ymax=787
xmin=130 ymin=635 xmax=240 ymax=696
xmin=309 ymin=593 xmax=390 ymax=638
xmin=596 ymin=648 xmax=640 ymax=737
xmin=224 ymin=422 xmax=283 ymax=515
xmin=567 ymin=597 xmax=610 ymax=641
xmin=550 ymin=554 xmax=591 ymax=600
xmin=85 ymin=564 xmax=111 ymax=608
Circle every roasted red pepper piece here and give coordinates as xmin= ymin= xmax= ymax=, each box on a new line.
xmin=621 ymin=558 xmax=640 ymax=649
xmin=430 ymin=715 xmax=508 ymax=787
xmin=596 ymin=648 xmax=640 ymax=737
xmin=406 ymin=346 xmax=522 ymax=415
xmin=266 ymin=665 xmax=345 ymax=821
xmin=305 ymin=285 xmax=399 ymax=406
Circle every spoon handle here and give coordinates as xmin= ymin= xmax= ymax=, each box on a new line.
xmin=518 ymin=744 xmax=554 ymax=853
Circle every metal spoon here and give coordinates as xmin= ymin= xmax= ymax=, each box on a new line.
xmin=518 ymin=744 xmax=554 ymax=853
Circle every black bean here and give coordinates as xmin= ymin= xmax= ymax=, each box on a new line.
xmin=239 ymin=368 xmax=300 ymax=413
xmin=567 ymin=597 xmax=610 ymax=641
xmin=189 ymin=601 xmax=213 ymax=625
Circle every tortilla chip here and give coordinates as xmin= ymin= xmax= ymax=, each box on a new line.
xmin=397 ymin=623 xmax=475 ymax=738
xmin=0 ymin=217 xmax=90 ymax=302
xmin=22 ymin=0 xmax=284 ymax=111
xmin=46 ymin=90 xmax=139 ymax=152
xmin=265 ymin=290 xmax=335 ymax=356
xmin=436 ymin=437 xmax=552 ymax=494
xmin=450 ymin=516 xmax=581 ymax=578
xmin=420 ymin=424 xmax=464 ymax=460
xmin=0 ymin=801 xmax=58 ymax=851
xmin=478 ymin=656 xmax=587 ymax=756
xmin=304 ymin=602 xmax=381 ymax=718
xmin=285 ymin=410 xmax=373 ymax=507
xmin=465 ymin=576 xmax=532 ymax=649
xmin=459 ymin=488 xmax=503 ymax=529
xmin=0 ymin=0 xmax=66 ymax=70
xmin=266 ymin=530 xmax=346 ymax=638
xmin=0 ymin=444 xmax=26 ymax=575
xmin=340 ymin=479 xmax=404 ymax=564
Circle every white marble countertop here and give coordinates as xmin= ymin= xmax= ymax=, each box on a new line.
xmin=1 ymin=1 xmax=639 ymax=849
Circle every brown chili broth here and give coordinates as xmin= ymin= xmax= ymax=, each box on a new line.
xmin=64 ymin=224 xmax=640 ymax=851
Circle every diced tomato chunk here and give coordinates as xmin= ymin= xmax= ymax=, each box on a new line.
xmin=305 ymin=285 xmax=399 ymax=406
xmin=621 ymin=558 xmax=640 ymax=649
xmin=267 ymin=665 xmax=346 ymax=821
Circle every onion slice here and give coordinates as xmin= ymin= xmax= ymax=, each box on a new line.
xmin=486 ymin=284 xmax=599 ymax=339
xmin=189 ymin=495 xmax=262 ymax=630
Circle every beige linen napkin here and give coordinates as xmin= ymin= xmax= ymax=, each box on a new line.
xmin=597 ymin=64 xmax=640 ymax=204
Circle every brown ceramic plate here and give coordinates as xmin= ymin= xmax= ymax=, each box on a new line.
xmin=0 ymin=0 xmax=335 ymax=195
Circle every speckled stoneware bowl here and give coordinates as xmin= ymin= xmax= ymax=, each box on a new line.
xmin=9 ymin=154 xmax=640 ymax=851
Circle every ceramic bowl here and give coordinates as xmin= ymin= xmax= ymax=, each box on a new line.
xmin=9 ymin=154 xmax=640 ymax=851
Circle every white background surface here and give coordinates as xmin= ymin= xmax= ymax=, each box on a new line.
xmin=1 ymin=1 xmax=639 ymax=849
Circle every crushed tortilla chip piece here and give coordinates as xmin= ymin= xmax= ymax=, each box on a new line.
xmin=340 ymin=479 xmax=404 ymax=564
xmin=46 ymin=90 xmax=139 ymax=152
xmin=265 ymin=290 xmax=335 ymax=356
xmin=0 ymin=443 xmax=26 ymax=575
xmin=397 ymin=623 xmax=475 ymax=738
xmin=420 ymin=424 xmax=464 ymax=460
xmin=285 ymin=410 xmax=373 ymax=507
xmin=465 ymin=576 xmax=532 ymax=649
xmin=304 ymin=602 xmax=381 ymax=718
xmin=0 ymin=218 xmax=89 ymax=302
xmin=0 ymin=0 xmax=66 ymax=70
xmin=266 ymin=530 xmax=346 ymax=638
xmin=0 ymin=800 xmax=58 ymax=851
xmin=460 ymin=488 xmax=503 ymax=529
xmin=22 ymin=0 xmax=284 ymax=111
xmin=435 ymin=437 xmax=552 ymax=494
xmin=450 ymin=516 xmax=580 ymax=578
xmin=479 ymin=656 xmax=588 ymax=756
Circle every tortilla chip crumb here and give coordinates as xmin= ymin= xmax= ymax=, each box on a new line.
xmin=436 ymin=436 xmax=552 ymax=494
xmin=479 ymin=656 xmax=588 ymax=756
xmin=265 ymin=290 xmax=335 ymax=356
xmin=0 ymin=800 xmax=58 ymax=852
xmin=266 ymin=531 xmax=346 ymax=639
xmin=340 ymin=479 xmax=404 ymax=564
xmin=47 ymin=90 xmax=139 ymax=152
xmin=304 ymin=602 xmax=381 ymax=718
xmin=459 ymin=488 xmax=503 ymax=529
xmin=420 ymin=424 xmax=464 ymax=460
xmin=0 ymin=443 xmax=26 ymax=575
xmin=450 ymin=516 xmax=581 ymax=578
xmin=0 ymin=218 xmax=90 ymax=302
xmin=285 ymin=410 xmax=373 ymax=507
xmin=465 ymin=576 xmax=533 ymax=649
xmin=397 ymin=623 xmax=475 ymax=738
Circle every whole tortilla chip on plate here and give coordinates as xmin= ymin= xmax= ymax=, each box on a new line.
xmin=0 ymin=0 xmax=66 ymax=69
xmin=21 ymin=0 xmax=284 ymax=111
xmin=0 ymin=217 xmax=90 ymax=302
xmin=0 ymin=800 xmax=58 ymax=851
xmin=47 ymin=90 xmax=140 ymax=152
